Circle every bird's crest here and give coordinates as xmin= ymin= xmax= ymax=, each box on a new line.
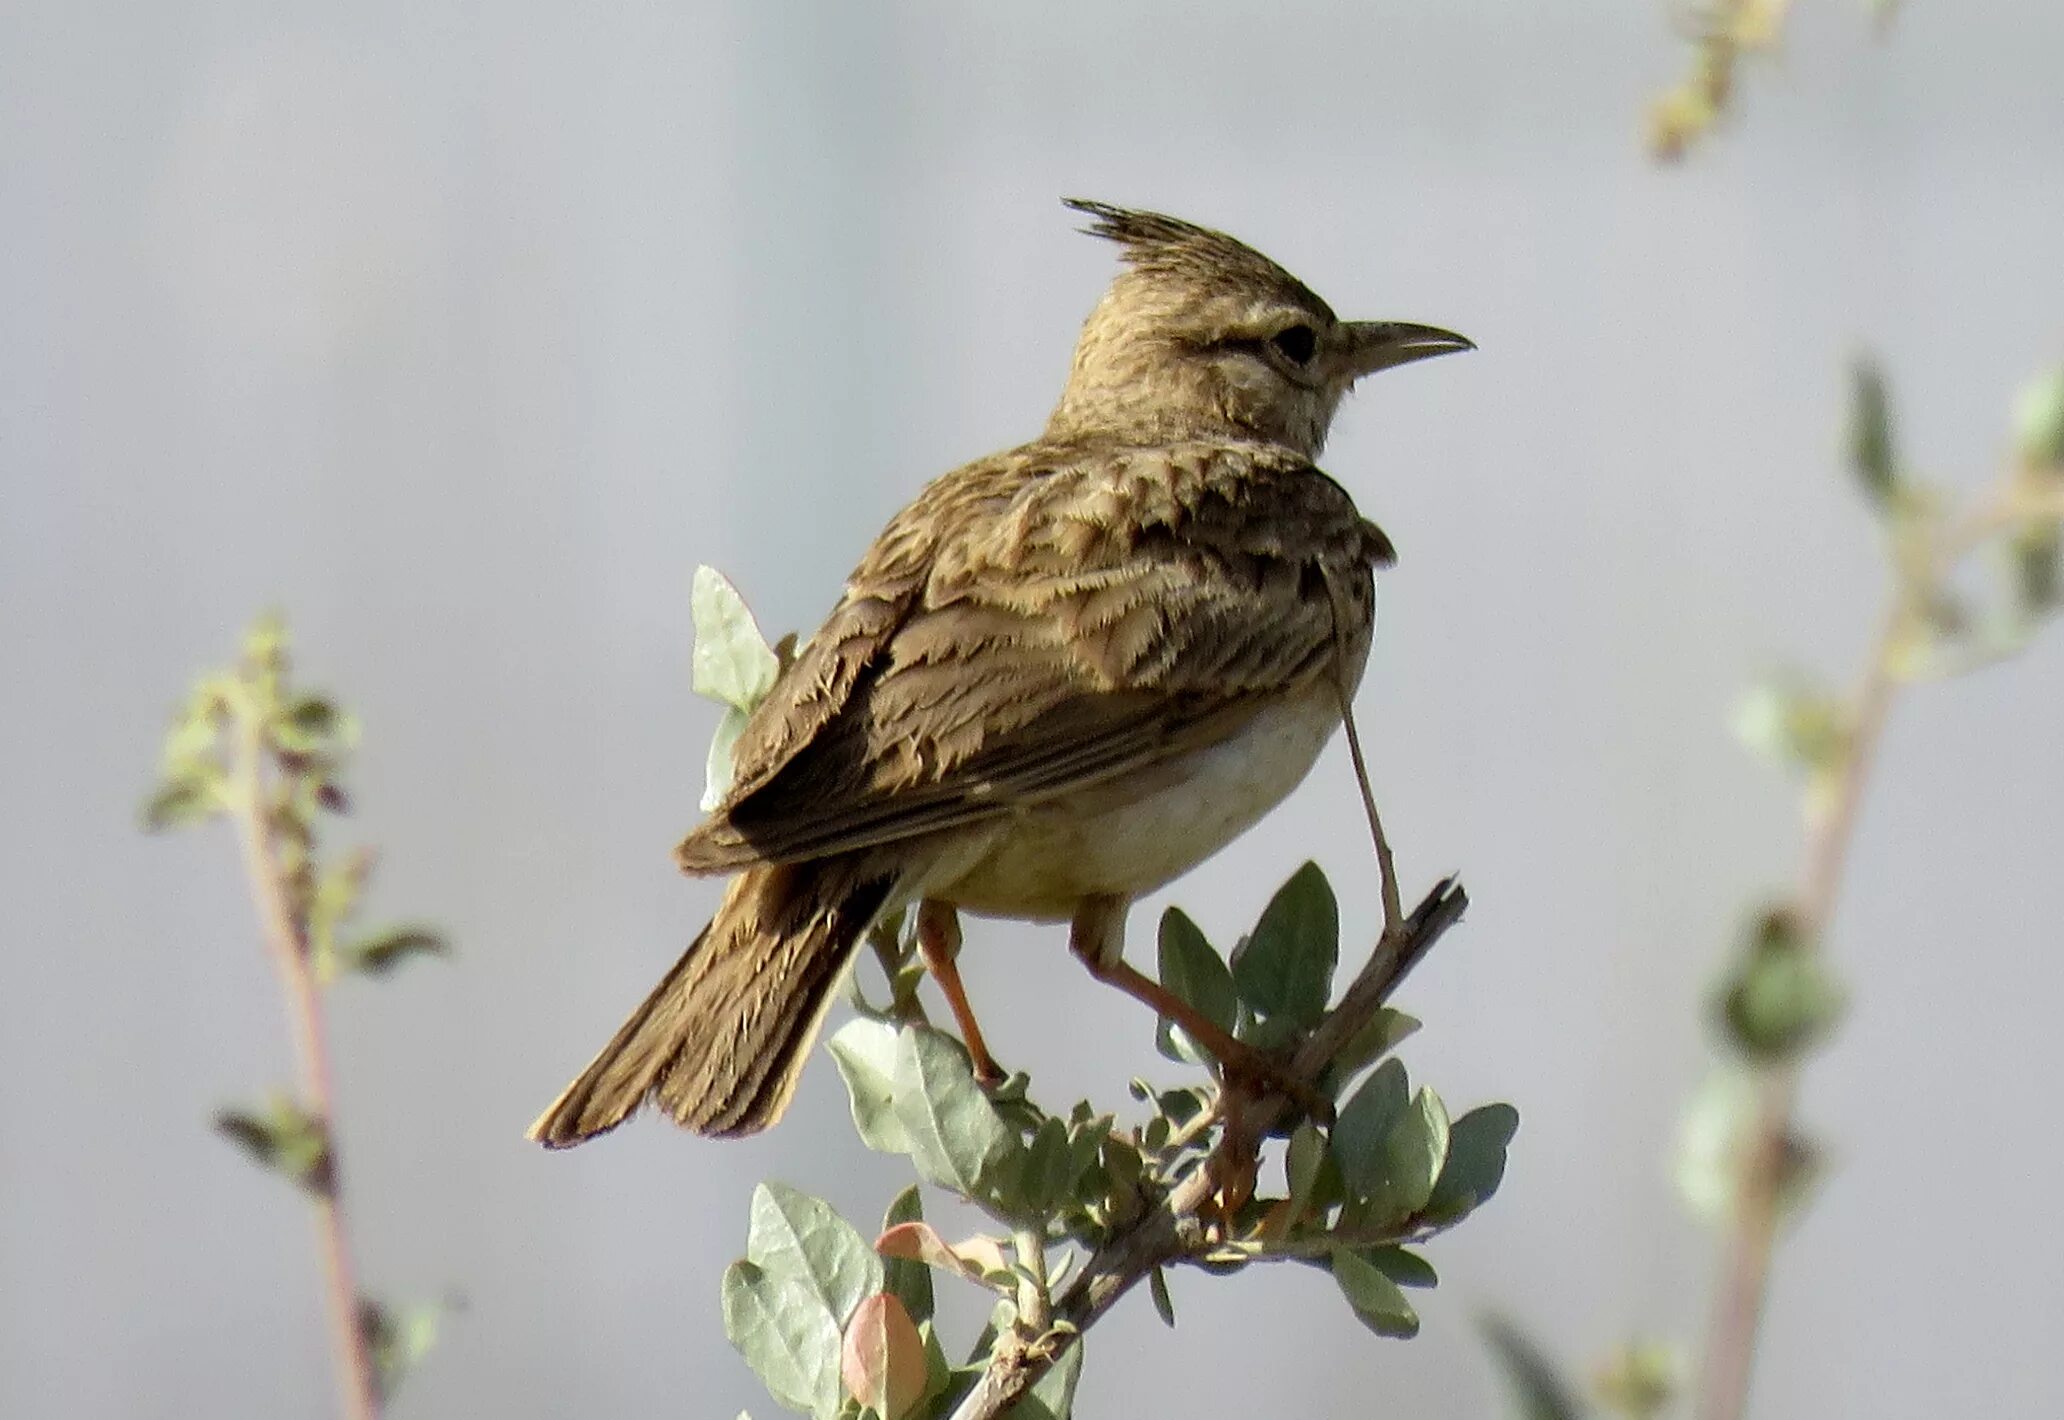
xmin=1061 ymin=198 xmax=1328 ymax=314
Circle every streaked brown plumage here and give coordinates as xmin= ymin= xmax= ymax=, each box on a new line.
xmin=529 ymin=200 xmax=1470 ymax=1145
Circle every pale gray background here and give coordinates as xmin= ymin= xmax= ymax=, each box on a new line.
xmin=6 ymin=3 xmax=2063 ymax=1417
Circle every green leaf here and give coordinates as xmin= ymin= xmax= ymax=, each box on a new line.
xmin=892 ymin=1026 xmax=1025 ymax=1209
xmin=829 ymin=1019 xmax=913 ymax=1154
xmin=1330 ymin=1249 xmax=1419 ymax=1339
xmin=1362 ymin=1246 xmax=1438 ymax=1290
xmin=1325 ymin=1008 xmax=1422 ymax=1086
xmin=1332 ymin=1059 xmax=1409 ymax=1201
xmin=841 ymin=1292 xmax=928 ymax=1420
xmin=723 ymin=1260 xmax=844 ymax=1420
xmin=1716 ymin=908 xmax=1843 ymax=1062
xmin=1733 ymin=675 xmax=1849 ymax=775
xmin=274 ymin=694 xmax=354 ymax=755
xmin=1424 ymin=1103 xmax=1521 ymax=1224
xmin=1063 ymin=1113 xmax=1113 ymax=1209
xmin=879 ymin=1187 xmax=933 ymax=1325
xmin=1150 ymin=1084 xmax=1210 ymax=1129
xmin=916 ymin=1322 xmax=954 ymax=1416
xmin=1384 ymin=1088 xmax=1453 ymax=1216
xmin=1096 ymin=1134 xmax=1146 ymax=1219
xmin=1154 ymin=907 xmax=1237 ymax=1063
xmin=1236 ymin=1007 xmax=1302 ymax=1052
xmin=214 ymin=1098 xmax=331 ymax=1195
xmin=358 ymin=1295 xmax=448 ymax=1403
xmin=1005 ymin=1338 xmax=1083 ymax=1420
xmin=1848 ymin=358 xmax=1899 ymax=506
xmin=312 ymin=847 xmax=374 ymax=932
xmin=746 ymin=1183 xmax=883 ymax=1330
xmin=285 ymin=693 xmax=340 ymax=735
xmin=1128 ymin=1263 xmax=1169 ymax=1330
xmin=1595 ymin=1339 xmax=1679 ymax=1420
xmin=141 ymin=772 xmax=219 ymax=831
xmin=1021 ymin=1115 xmax=1078 ymax=1214
xmin=2010 ymin=519 xmax=2062 ymax=617
xmin=1675 ymin=1069 xmax=1821 ymax=1223
xmin=693 ymin=566 xmax=782 ymax=712
xmin=164 ymin=684 xmax=227 ymax=762
xmin=1675 ymin=1067 xmax=1755 ymax=1222
xmin=1480 ymin=1315 xmax=1586 ymax=1420
xmin=2015 ymin=366 xmax=2064 ymax=471
xmin=341 ymin=925 xmax=448 ymax=978
xmin=242 ymin=612 xmax=289 ymax=671
xmin=702 ymin=704 xmax=752 ymax=813
xmin=1284 ymin=1120 xmax=1329 ymax=1219
xmin=1230 ymin=862 xmax=1339 ymax=1031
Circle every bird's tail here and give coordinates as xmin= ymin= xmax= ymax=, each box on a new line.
xmin=527 ymin=856 xmax=902 ymax=1145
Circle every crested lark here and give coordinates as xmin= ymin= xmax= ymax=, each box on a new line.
xmin=530 ymin=200 xmax=1470 ymax=1145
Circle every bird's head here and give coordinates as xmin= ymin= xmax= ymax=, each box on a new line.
xmin=1048 ymin=199 xmax=1471 ymax=460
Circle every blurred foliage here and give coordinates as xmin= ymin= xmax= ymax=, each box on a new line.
xmin=1714 ymin=908 xmax=1843 ymax=1064
xmin=1486 ymin=359 xmax=2064 ymax=1418
xmin=1482 ymin=1315 xmax=1588 ymax=1420
xmin=1648 ymin=0 xmax=1902 ymax=160
xmin=1593 ymin=1340 xmax=1680 ymax=1420
xmin=143 ymin=618 xmax=450 ymax=1413
xmin=142 ymin=618 xmax=448 ymax=991
xmin=359 ymin=1296 xmax=457 ymax=1406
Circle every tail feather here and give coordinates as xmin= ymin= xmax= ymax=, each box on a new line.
xmin=528 ymin=858 xmax=901 ymax=1147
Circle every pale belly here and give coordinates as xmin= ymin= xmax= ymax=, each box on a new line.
xmin=930 ymin=688 xmax=1345 ymax=920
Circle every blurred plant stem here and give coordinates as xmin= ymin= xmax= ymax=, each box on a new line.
xmin=1696 ymin=445 xmax=2064 ymax=1420
xmin=223 ymin=683 xmax=382 ymax=1420
xmin=145 ymin=620 xmax=449 ymax=1415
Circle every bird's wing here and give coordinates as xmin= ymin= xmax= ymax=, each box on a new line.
xmin=675 ymin=439 xmax=1391 ymax=872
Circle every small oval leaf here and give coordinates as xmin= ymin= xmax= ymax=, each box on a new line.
xmin=891 ymin=1027 xmax=1025 ymax=1211
xmin=746 ymin=1182 xmax=883 ymax=1330
xmin=1155 ymin=907 xmax=1237 ymax=1063
xmin=141 ymin=774 xmax=219 ymax=832
xmin=692 ymin=566 xmax=781 ymax=712
xmin=344 ymin=926 xmax=448 ymax=978
xmin=841 ymin=1292 xmax=927 ymax=1420
xmin=723 ymin=1260 xmax=843 ymax=1420
xmin=1331 ymin=1249 xmax=1419 ymax=1339
xmin=1332 ymin=1058 xmax=1408 ymax=1201
xmin=879 ymin=1187 xmax=933 ymax=1324
xmin=828 ymin=1019 xmax=913 ymax=1154
xmin=1424 ymin=1103 xmax=1520 ymax=1224
xmin=1230 ymin=862 xmax=1339 ymax=1031
xmin=1384 ymin=1087 xmax=1452 ymax=1216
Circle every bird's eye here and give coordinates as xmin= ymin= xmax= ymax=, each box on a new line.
xmin=1269 ymin=324 xmax=1317 ymax=366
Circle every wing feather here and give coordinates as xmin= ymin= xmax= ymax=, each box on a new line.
xmin=677 ymin=439 xmax=1387 ymax=873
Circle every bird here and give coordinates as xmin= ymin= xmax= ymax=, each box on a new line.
xmin=528 ymin=199 xmax=1471 ymax=1146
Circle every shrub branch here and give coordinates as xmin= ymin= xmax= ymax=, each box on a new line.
xmin=1694 ymin=464 xmax=2064 ymax=1420
xmin=222 ymin=685 xmax=383 ymax=1420
xmin=948 ymin=877 xmax=1470 ymax=1420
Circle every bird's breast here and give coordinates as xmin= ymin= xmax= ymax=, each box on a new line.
xmin=931 ymin=686 xmax=1345 ymax=920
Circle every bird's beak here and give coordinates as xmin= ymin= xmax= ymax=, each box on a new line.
xmin=1340 ymin=321 xmax=1475 ymax=380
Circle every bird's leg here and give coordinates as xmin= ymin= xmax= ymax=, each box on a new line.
xmin=1067 ymin=894 xmax=1331 ymax=1121
xmin=916 ymin=899 xmax=1004 ymax=1084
